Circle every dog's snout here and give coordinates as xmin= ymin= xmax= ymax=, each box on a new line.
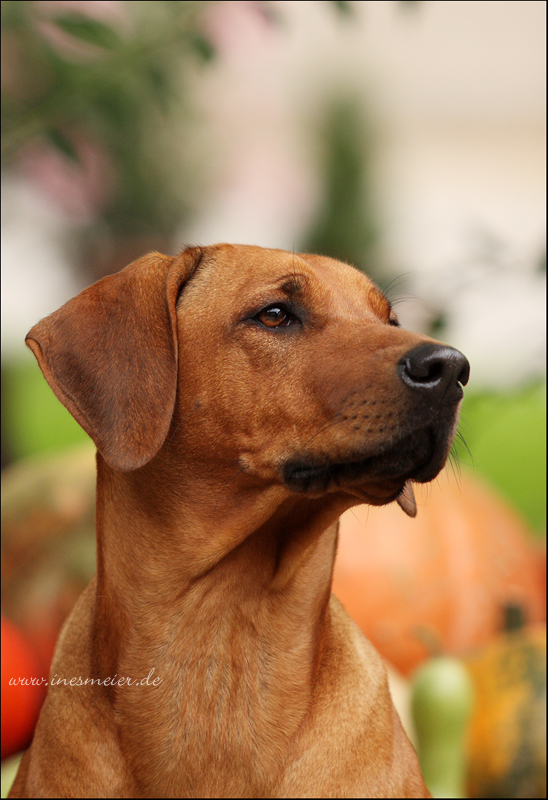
xmin=399 ymin=343 xmax=470 ymax=397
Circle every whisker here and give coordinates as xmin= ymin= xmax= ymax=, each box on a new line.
xmin=447 ymin=450 xmax=462 ymax=484
xmin=453 ymin=429 xmax=474 ymax=467
xmin=380 ymin=272 xmax=413 ymax=299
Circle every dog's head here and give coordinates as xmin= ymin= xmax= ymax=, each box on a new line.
xmin=26 ymin=244 xmax=469 ymax=516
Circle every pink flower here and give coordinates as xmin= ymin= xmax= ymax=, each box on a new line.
xmin=18 ymin=131 xmax=114 ymax=221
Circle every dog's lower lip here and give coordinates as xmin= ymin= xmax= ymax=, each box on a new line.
xmin=283 ymin=456 xmax=372 ymax=492
xmin=283 ymin=428 xmax=446 ymax=493
xmin=282 ymin=455 xmax=380 ymax=495
xmin=287 ymin=461 xmax=368 ymax=480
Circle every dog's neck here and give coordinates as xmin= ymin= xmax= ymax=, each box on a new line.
xmin=92 ymin=452 xmax=348 ymax=795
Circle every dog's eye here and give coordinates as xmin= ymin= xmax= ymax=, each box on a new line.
xmin=254 ymin=304 xmax=298 ymax=329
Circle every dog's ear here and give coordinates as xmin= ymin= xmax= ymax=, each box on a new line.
xmin=25 ymin=247 xmax=203 ymax=472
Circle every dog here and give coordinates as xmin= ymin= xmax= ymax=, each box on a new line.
xmin=9 ymin=244 xmax=469 ymax=798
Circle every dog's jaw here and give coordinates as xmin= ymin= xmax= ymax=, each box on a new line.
xmin=279 ymin=420 xmax=455 ymax=498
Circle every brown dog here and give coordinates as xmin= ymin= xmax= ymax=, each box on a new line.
xmin=10 ymin=244 xmax=469 ymax=798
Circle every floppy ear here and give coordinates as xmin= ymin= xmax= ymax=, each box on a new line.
xmin=25 ymin=247 xmax=203 ymax=472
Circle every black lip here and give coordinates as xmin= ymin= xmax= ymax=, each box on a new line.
xmin=282 ymin=427 xmax=450 ymax=494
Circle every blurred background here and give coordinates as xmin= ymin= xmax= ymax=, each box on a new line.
xmin=1 ymin=1 xmax=545 ymax=797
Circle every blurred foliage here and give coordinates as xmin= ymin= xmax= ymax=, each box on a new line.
xmin=1 ymin=1 xmax=220 ymax=244
xmin=301 ymin=98 xmax=380 ymax=280
xmin=1 ymin=0 xmax=353 ymax=271
xmin=2 ymin=359 xmax=88 ymax=462
xmin=454 ymin=382 xmax=546 ymax=535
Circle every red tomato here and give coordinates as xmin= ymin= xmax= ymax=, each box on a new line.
xmin=1 ymin=614 xmax=45 ymax=759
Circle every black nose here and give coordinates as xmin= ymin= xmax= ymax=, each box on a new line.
xmin=399 ymin=344 xmax=470 ymax=398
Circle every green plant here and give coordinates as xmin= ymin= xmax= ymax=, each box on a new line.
xmin=2 ymin=1 xmax=217 ymax=242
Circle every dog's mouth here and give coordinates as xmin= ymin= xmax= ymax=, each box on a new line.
xmin=281 ymin=426 xmax=450 ymax=498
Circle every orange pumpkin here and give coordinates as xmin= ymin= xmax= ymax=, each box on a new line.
xmin=332 ymin=470 xmax=545 ymax=675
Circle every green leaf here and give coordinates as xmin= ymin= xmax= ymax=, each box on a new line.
xmin=51 ymin=13 xmax=121 ymax=50
xmin=187 ymin=33 xmax=216 ymax=63
xmin=143 ymin=64 xmax=173 ymax=111
xmin=45 ymin=128 xmax=80 ymax=163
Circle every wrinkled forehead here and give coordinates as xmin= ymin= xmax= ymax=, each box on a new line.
xmin=185 ymin=244 xmax=389 ymax=317
xmin=298 ymin=251 xmax=389 ymax=317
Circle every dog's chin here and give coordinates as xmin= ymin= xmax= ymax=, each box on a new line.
xmin=281 ymin=427 xmax=452 ymax=499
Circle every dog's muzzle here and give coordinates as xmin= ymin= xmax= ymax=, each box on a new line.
xmin=281 ymin=344 xmax=470 ymax=496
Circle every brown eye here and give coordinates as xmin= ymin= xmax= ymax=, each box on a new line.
xmin=255 ymin=305 xmax=296 ymax=328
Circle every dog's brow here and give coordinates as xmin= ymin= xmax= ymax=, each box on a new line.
xmin=368 ymin=285 xmax=392 ymax=317
xmin=275 ymin=273 xmax=310 ymax=296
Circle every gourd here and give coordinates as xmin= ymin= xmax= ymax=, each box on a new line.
xmin=411 ymin=655 xmax=474 ymax=798
xmin=333 ymin=470 xmax=545 ymax=675
xmin=465 ymin=607 xmax=546 ymax=798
